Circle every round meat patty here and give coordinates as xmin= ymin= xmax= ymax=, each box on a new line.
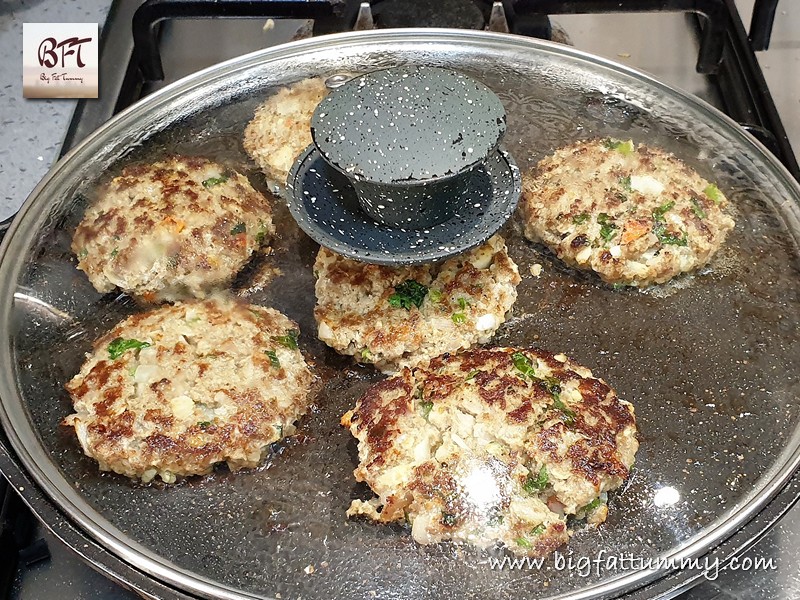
xmin=64 ymin=297 xmax=313 ymax=483
xmin=314 ymin=235 xmax=521 ymax=373
xmin=519 ymin=138 xmax=735 ymax=286
xmin=341 ymin=347 xmax=638 ymax=556
xmin=243 ymin=77 xmax=328 ymax=186
xmin=72 ymin=156 xmax=275 ymax=302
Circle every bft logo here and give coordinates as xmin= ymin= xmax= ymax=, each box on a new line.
xmin=23 ymin=23 xmax=98 ymax=99
xmin=37 ymin=36 xmax=93 ymax=69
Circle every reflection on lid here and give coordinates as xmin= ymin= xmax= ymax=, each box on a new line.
xmin=459 ymin=459 xmax=505 ymax=511
xmin=653 ymin=486 xmax=681 ymax=507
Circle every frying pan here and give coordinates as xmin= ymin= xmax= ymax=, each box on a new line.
xmin=1 ymin=30 xmax=799 ymax=600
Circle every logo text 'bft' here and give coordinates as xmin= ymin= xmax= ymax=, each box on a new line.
xmin=37 ymin=37 xmax=93 ymax=69
xmin=23 ymin=23 xmax=98 ymax=99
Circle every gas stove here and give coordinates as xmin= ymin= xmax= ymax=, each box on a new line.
xmin=3 ymin=1 xmax=799 ymax=599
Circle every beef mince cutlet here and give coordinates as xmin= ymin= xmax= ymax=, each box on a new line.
xmin=519 ymin=138 xmax=735 ymax=286
xmin=73 ymin=156 xmax=275 ymax=302
xmin=342 ymin=347 xmax=638 ymax=556
xmin=244 ymin=77 xmax=328 ymax=186
xmin=314 ymin=235 xmax=521 ymax=373
xmin=64 ymin=297 xmax=313 ymax=483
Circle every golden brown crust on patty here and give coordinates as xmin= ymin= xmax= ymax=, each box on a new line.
xmin=72 ymin=156 xmax=275 ymax=302
xmin=314 ymin=235 xmax=521 ymax=373
xmin=519 ymin=139 xmax=735 ymax=286
xmin=64 ymin=297 xmax=313 ymax=483
xmin=342 ymin=347 xmax=638 ymax=556
xmin=243 ymin=78 xmax=328 ymax=186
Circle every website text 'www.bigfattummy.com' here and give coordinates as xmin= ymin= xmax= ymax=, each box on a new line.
xmin=487 ymin=551 xmax=778 ymax=581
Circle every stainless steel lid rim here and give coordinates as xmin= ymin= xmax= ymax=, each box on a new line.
xmin=1 ymin=29 xmax=799 ymax=600
xmin=6 ymin=434 xmax=799 ymax=600
xmin=0 ymin=437 xmax=212 ymax=600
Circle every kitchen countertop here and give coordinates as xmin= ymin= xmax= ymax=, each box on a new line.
xmin=1 ymin=2 xmax=799 ymax=600
xmin=0 ymin=0 xmax=111 ymax=222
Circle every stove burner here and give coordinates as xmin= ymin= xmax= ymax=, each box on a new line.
xmin=372 ymin=0 xmax=485 ymax=30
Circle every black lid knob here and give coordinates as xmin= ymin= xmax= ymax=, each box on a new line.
xmin=310 ymin=66 xmax=507 ymax=228
xmin=286 ymin=67 xmax=520 ymax=265
xmin=313 ymin=66 xmax=506 ymax=184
